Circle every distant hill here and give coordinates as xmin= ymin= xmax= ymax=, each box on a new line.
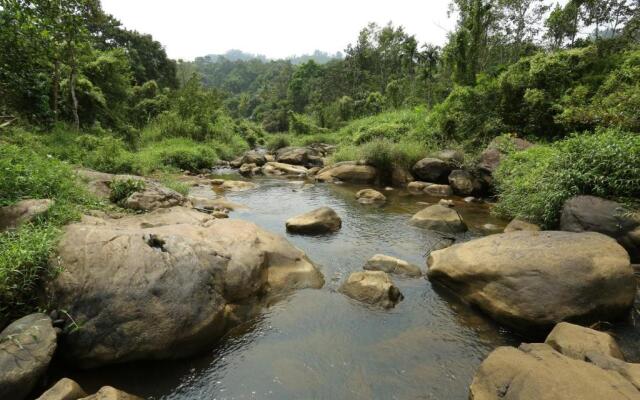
xmin=196 ymin=49 xmax=342 ymax=64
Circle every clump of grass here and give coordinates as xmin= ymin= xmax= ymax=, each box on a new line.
xmin=109 ymin=178 xmax=145 ymax=206
xmin=156 ymin=174 xmax=190 ymax=196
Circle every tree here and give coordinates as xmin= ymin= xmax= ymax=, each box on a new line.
xmin=498 ymin=0 xmax=549 ymax=56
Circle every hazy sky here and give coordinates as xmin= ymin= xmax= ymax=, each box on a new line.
xmin=100 ymin=0 xmax=457 ymax=60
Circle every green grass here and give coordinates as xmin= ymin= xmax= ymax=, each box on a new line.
xmin=0 ymin=143 xmax=101 ymax=325
xmin=494 ymin=128 xmax=640 ymax=227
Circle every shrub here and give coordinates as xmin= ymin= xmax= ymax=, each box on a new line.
xmin=266 ymin=134 xmax=291 ymax=151
xmin=109 ymin=178 xmax=145 ymax=206
xmin=135 ymin=138 xmax=219 ymax=173
xmin=330 ymin=139 xmax=430 ymax=176
xmin=494 ymin=129 xmax=640 ymax=227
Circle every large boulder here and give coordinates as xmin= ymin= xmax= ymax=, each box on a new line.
xmin=315 ymin=162 xmax=377 ymax=184
xmin=434 ymin=149 xmax=464 ymax=164
xmin=262 ymin=162 xmax=308 ymax=176
xmin=390 ymin=166 xmax=413 ymax=187
xmin=37 ymin=378 xmax=87 ymax=400
xmin=560 ymin=195 xmax=640 ymax=262
xmin=285 ymin=207 xmax=342 ymax=234
xmin=545 ymin=322 xmax=624 ymax=361
xmin=241 ymin=150 xmax=267 ymax=166
xmin=355 ymin=189 xmax=386 ymax=204
xmin=410 ymin=205 xmax=467 ymax=233
xmin=427 ymin=231 xmax=635 ymax=333
xmin=46 ymin=207 xmax=324 ymax=368
xmin=275 ymin=147 xmax=323 ymax=167
xmin=0 ymin=199 xmax=54 ymax=232
xmin=0 ymin=314 xmax=57 ymax=400
xmin=363 ymin=254 xmax=422 ymax=277
xmin=411 ymin=158 xmax=453 ymax=183
xmin=339 ymin=271 xmax=404 ymax=308
xmin=469 ymin=343 xmax=640 ymax=400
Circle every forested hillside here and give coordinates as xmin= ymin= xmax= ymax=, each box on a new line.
xmin=0 ymin=0 xmax=639 ymax=333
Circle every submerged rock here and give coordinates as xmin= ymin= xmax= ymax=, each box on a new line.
xmin=315 ymin=162 xmax=377 ymax=184
xmin=0 ymin=199 xmax=54 ymax=232
xmin=427 ymin=231 xmax=635 ymax=333
xmin=423 ymin=184 xmax=453 ymax=197
xmin=47 ymin=207 xmax=324 ymax=368
xmin=410 ymin=205 xmax=467 ymax=233
xmin=363 ymin=254 xmax=422 ymax=277
xmin=262 ymin=162 xmax=308 ymax=176
xmin=286 ymin=207 xmax=342 ymax=234
xmin=340 ymin=271 xmax=404 ymax=308
xmin=36 ymin=378 xmax=87 ymax=400
xmin=355 ymin=189 xmax=386 ymax=204
xmin=560 ymin=195 xmax=640 ymax=262
xmin=218 ymin=180 xmax=258 ymax=192
xmin=469 ymin=344 xmax=640 ymax=400
xmin=0 ymin=314 xmax=57 ymax=400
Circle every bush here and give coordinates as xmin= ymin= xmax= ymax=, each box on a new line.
xmin=109 ymin=178 xmax=145 ymax=205
xmin=494 ymin=129 xmax=640 ymax=227
xmin=266 ymin=134 xmax=291 ymax=151
xmin=331 ymin=138 xmax=430 ymax=175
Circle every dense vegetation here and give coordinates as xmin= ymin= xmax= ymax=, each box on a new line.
xmin=1 ymin=0 xmax=639 ymax=322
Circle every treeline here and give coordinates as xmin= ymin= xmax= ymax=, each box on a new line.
xmin=181 ymin=0 xmax=639 ymax=141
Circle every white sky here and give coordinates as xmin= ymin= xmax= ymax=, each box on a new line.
xmin=100 ymin=0 xmax=458 ymax=60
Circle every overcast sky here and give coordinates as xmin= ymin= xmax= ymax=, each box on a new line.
xmin=100 ymin=0 xmax=458 ymax=60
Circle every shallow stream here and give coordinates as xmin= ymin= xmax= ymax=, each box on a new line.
xmin=61 ymin=172 xmax=640 ymax=399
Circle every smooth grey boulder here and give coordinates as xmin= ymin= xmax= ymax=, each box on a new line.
xmin=410 ymin=205 xmax=467 ymax=233
xmin=427 ymin=231 xmax=635 ymax=333
xmin=411 ymin=158 xmax=453 ymax=183
xmin=340 ymin=271 xmax=404 ymax=308
xmin=469 ymin=344 xmax=640 ymax=400
xmin=285 ymin=207 xmax=342 ymax=234
xmin=0 ymin=313 xmax=57 ymax=400
xmin=560 ymin=195 xmax=640 ymax=262
xmin=36 ymin=378 xmax=87 ymax=400
xmin=47 ymin=207 xmax=323 ymax=368
xmin=355 ymin=189 xmax=386 ymax=204
xmin=315 ymin=162 xmax=377 ymax=184
xmin=545 ymin=322 xmax=624 ymax=361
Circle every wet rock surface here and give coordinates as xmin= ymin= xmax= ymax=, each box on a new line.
xmin=340 ymin=271 xmax=404 ymax=308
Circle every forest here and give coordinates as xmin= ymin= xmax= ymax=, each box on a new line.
xmin=1 ymin=0 xmax=640 ymax=399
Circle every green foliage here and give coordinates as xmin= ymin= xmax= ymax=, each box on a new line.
xmin=135 ymin=138 xmax=218 ymax=174
xmin=109 ymin=178 xmax=145 ymax=206
xmin=495 ymin=129 xmax=640 ymax=227
xmin=0 ymin=144 xmax=84 ymax=207
xmin=0 ymin=224 xmax=59 ymax=324
xmin=331 ymin=138 xmax=430 ymax=172
xmin=266 ymin=134 xmax=292 ymax=151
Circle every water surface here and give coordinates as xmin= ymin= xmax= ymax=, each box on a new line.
xmin=62 ymin=173 xmax=578 ymax=399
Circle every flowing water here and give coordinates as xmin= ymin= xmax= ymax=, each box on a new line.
xmin=59 ymin=172 xmax=640 ymax=399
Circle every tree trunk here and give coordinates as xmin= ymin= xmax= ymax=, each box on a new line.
xmin=51 ymin=59 xmax=60 ymax=121
xmin=70 ymin=61 xmax=80 ymax=131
